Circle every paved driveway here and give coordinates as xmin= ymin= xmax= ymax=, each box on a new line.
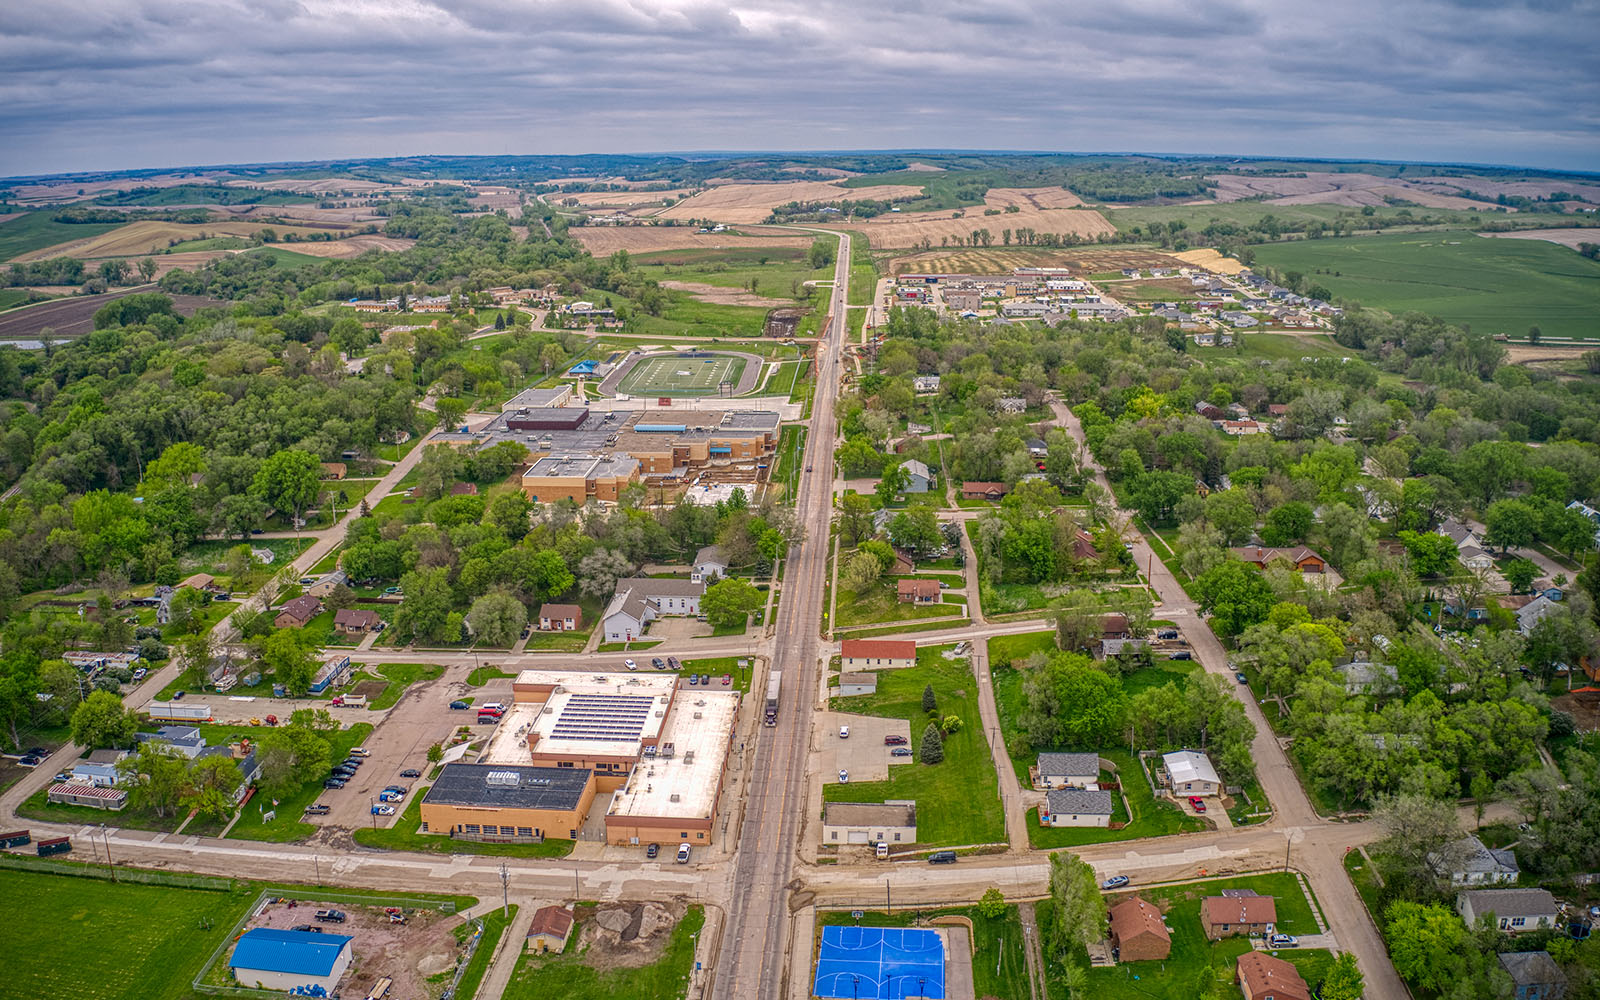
xmin=816 ymin=712 xmax=912 ymax=783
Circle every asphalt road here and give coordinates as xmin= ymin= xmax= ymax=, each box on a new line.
xmin=711 ymin=230 xmax=851 ymax=1000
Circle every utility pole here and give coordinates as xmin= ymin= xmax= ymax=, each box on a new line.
xmin=885 ymin=877 xmax=891 ymax=915
xmin=499 ymin=861 xmax=510 ymax=919
xmin=100 ymin=823 xmax=114 ymax=881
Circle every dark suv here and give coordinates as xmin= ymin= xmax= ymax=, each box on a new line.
xmin=884 ymin=735 xmax=908 ymax=746
xmin=928 ymin=851 xmax=957 ymax=864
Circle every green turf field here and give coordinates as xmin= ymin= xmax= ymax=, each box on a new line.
xmin=0 ymin=868 xmax=252 ymax=1000
xmin=618 ymin=352 xmax=746 ymax=396
xmin=1250 ymin=229 xmax=1600 ymax=339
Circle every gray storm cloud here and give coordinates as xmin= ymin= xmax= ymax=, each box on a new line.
xmin=0 ymin=0 xmax=1595 ymax=175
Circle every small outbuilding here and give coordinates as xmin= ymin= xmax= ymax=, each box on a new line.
xmin=838 ymin=672 xmax=877 ymax=697
xmin=1498 ymin=951 xmax=1568 ymax=1000
xmin=526 ymin=905 xmax=575 ymax=954
xmin=229 ymin=927 xmax=353 ymax=992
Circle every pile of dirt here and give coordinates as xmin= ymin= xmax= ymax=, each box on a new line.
xmin=576 ymin=901 xmax=684 ymax=970
xmin=764 ymin=308 xmax=806 ymax=338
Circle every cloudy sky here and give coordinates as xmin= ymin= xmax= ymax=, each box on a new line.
xmin=2 ymin=0 xmax=1596 ymax=177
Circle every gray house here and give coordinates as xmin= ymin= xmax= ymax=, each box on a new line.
xmin=1499 ymin=951 xmax=1567 ymax=1000
xmin=1042 ymin=788 xmax=1113 ymax=827
xmin=692 ymin=545 xmax=728 ymax=583
xmin=1457 ymin=888 xmax=1560 ymax=932
xmin=1036 ymin=752 xmax=1101 ymax=789
xmin=602 ymin=578 xmax=706 ymax=642
xmin=1429 ymin=835 xmax=1519 ymax=886
xmin=901 ymin=459 xmax=932 ymax=494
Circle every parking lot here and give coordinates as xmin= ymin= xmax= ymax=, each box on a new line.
xmin=815 ymin=712 xmax=912 ymax=784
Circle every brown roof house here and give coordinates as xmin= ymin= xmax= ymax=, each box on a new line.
xmin=1108 ymin=897 xmax=1170 ymax=961
xmin=1236 ymin=952 xmax=1311 ymax=1000
xmin=1231 ymin=546 xmax=1326 ymax=574
xmin=1202 ymin=895 xmax=1277 ymax=939
xmin=525 ymin=905 xmax=575 ymax=954
xmin=961 ymin=481 xmax=1010 ymax=501
xmin=897 ymin=578 xmax=940 ymax=604
xmin=538 ymin=604 xmax=583 ymax=631
xmin=274 ymin=595 xmax=324 ymax=629
xmin=333 ymin=608 xmax=380 ymax=635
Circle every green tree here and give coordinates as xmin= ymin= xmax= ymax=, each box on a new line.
xmin=71 ymin=690 xmax=136 ymax=750
xmin=116 ymin=742 xmax=189 ymax=818
xmin=889 ymin=505 xmax=942 ymax=556
xmin=1321 ymin=952 xmax=1364 ymax=1000
xmin=1384 ymin=901 xmax=1472 ymax=993
xmin=807 ymin=238 xmax=836 ymax=268
xmin=251 ymin=449 xmax=322 ymax=528
xmin=876 ymin=462 xmax=910 ymax=507
xmin=922 ymin=683 xmax=938 ymax=715
xmin=920 ymin=721 xmax=945 ymax=764
xmin=255 ymin=724 xmax=332 ymax=797
xmin=1398 ymin=530 xmax=1459 ymax=577
xmin=838 ymin=493 xmax=876 ymax=547
xmin=1502 ymin=558 xmax=1538 ymax=593
xmin=1126 ymin=470 xmax=1192 ymax=526
xmin=262 ymin=628 xmax=319 ymax=696
xmin=1193 ymin=560 xmax=1275 ymax=637
xmin=1261 ymin=501 xmax=1313 ymax=546
xmin=468 ymin=590 xmax=528 ymax=646
xmin=392 ymin=566 xmax=458 ymax=643
xmin=433 ymin=396 xmax=469 ymax=432
xmin=1484 ymin=498 xmax=1537 ymax=553
xmin=701 ymin=578 xmax=762 ymax=629
xmin=1204 ymin=489 xmax=1258 ymax=546
xmin=977 ymin=887 xmax=1006 ymax=919
xmin=182 ymin=754 xmax=244 ymax=823
xmin=1019 ymin=653 xmax=1128 ymax=748
xmin=1046 ymin=852 xmax=1106 ymax=958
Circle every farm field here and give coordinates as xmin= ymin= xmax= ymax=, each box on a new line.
xmin=658 ymin=180 xmax=926 ymax=224
xmin=0 ymin=868 xmax=253 ymax=1000
xmin=888 ymin=246 xmax=1186 ymax=276
xmin=0 ymin=289 xmax=227 ymax=341
xmin=1250 ymin=229 xmax=1600 ymax=339
xmin=572 ymin=226 xmax=815 ymax=255
xmin=12 ymin=219 xmax=349 ymax=262
xmin=255 ymin=234 xmax=416 ymax=258
xmin=1204 ymin=171 xmax=1497 ymax=210
xmin=0 ymin=212 xmax=126 ymax=261
xmin=1484 ymin=227 xmax=1600 ymax=251
xmin=1101 ymin=200 xmax=1487 ymax=237
xmin=846 ymin=190 xmax=1114 ymax=249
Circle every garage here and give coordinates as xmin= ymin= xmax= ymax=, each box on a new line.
xmin=847 ymin=830 xmax=869 ymax=844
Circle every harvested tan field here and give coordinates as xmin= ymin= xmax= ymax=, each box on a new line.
xmin=0 ymin=212 xmax=22 ymax=226
xmin=982 ymin=187 xmax=1087 ymax=210
xmin=229 ymin=177 xmax=395 ymax=194
xmin=6 ymin=172 xmax=229 ymax=205
xmin=1505 ymin=342 xmax=1599 ymax=364
xmin=889 ymin=246 xmax=1187 ymax=276
xmin=659 ymin=181 xmax=925 ymax=224
xmin=904 ymin=162 xmax=945 ymax=172
xmin=142 ymin=250 xmax=233 ymax=278
xmin=1172 ymin=248 xmax=1249 ymax=275
xmin=572 ymin=226 xmax=815 ymax=255
xmin=852 ymin=205 xmax=1114 ymax=249
xmin=15 ymin=219 xmax=347 ymax=261
xmin=561 ymin=188 xmax=695 ymax=208
xmin=465 ymin=185 xmax=524 ymax=211
xmin=660 ymin=280 xmax=795 ymax=307
xmin=257 ymin=234 xmax=416 ymax=258
xmin=1481 ymin=228 xmax=1600 ymax=250
xmin=1207 ymin=172 xmax=1498 ymax=211
xmin=216 ymin=203 xmax=387 ymax=224
xmin=783 ymin=166 xmax=856 ymax=177
xmin=1423 ymin=176 xmax=1600 ymax=203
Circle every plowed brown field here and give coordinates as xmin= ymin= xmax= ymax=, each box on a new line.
xmin=572 ymin=227 xmax=815 ymax=255
xmin=659 ymin=181 xmax=925 ymax=224
xmin=16 ymin=220 xmax=346 ymax=261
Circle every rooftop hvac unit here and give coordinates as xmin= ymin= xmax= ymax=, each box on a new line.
xmin=486 ymin=770 xmax=520 ymax=787
xmin=670 ymin=794 xmax=680 ymax=802
xmin=684 ymin=751 xmax=695 ymax=764
xmin=655 ymin=710 xmax=665 ymax=718
xmin=694 ymin=712 xmax=702 ymax=719
xmin=543 ymin=706 xmax=554 ymax=714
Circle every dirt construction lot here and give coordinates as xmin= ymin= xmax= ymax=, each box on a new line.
xmin=242 ymin=895 xmax=466 ymax=999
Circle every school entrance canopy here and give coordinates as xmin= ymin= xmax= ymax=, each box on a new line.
xmin=813 ymin=925 xmax=946 ymax=999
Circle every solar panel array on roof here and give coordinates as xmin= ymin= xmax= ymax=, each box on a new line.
xmin=549 ymin=694 xmax=657 ymax=743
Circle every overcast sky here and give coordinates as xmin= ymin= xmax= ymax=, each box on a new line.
xmin=2 ymin=0 xmax=1597 ymax=177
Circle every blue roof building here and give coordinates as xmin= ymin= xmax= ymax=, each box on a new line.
xmin=230 ymin=927 xmax=353 ymax=991
xmin=568 ymin=360 xmax=598 ymax=375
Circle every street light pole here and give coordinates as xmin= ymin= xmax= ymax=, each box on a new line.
xmin=499 ymin=861 xmax=510 ymax=919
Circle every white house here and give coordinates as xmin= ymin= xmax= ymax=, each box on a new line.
xmin=1042 ymin=788 xmax=1113 ymax=827
xmin=1036 ymin=752 xmax=1101 ymax=790
xmin=134 ymin=725 xmax=207 ymax=759
xmin=1430 ymin=835 xmax=1520 ymax=887
xmin=840 ymin=639 xmax=917 ymax=670
xmin=602 ymin=578 xmax=706 ymax=642
xmin=1458 ymin=544 xmax=1496 ymax=571
xmin=823 ymin=801 xmax=917 ymax=846
xmin=229 ymin=928 xmax=353 ymax=992
xmin=901 ymin=459 xmax=932 ymax=494
xmin=1456 ymin=888 xmax=1560 ymax=933
xmin=912 ymin=375 xmax=941 ymax=394
xmin=1162 ymin=750 xmax=1220 ymax=796
xmin=692 ymin=545 xmax=728 ymax=583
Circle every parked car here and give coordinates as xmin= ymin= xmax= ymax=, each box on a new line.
xmin=646 ymin=843 xmax=659 ymax=859
xmin=379 ymin=792 xmax=402 ymax=803
xmin=172 ymin=690 xmax=185 ymax=699
xmin=624 ymin=659 xmax=637 ymax=670
xmin=651 ymin=657 xmax=665 ymax=669
xmin=1268 ymin=934 xmax=1298 ymax=948
xmin=371 ymin=805 xmax=395 ymax=816
xmin=1168 ymin=651 xmax=1192 ymax=660
xmin=699 ymin=674 xmax=711 ymax=685
xmin=323 ymin=778 xmax=346 ymax=789
xmin=350 ymin=747 xmax=370 ymax=757
xmin=1101 ymin=876 xmax=1130 ymax=890
xmin=1236 ymin=672 xmax=1249 ymax=684
xmin=676 ymin=843 xmax=691 ymax=864
xmin=400 ymin=769 xmax=421 ymax=778
xmin=838 ymin=769 xmax=849 ymax=783
xmin=884 ymin=735 xmax=907 ymax=745
xmin=520 ymin=626 xmax=531 ymax=639
xmin=688 ymin=674 xmax=699 ymax=686
xmin=17 ymin=756 xmax=39 ymax=768
xmin=928 ymin=851 xmax=957 ymax=864
xmin=839 ymin=726 xmax=850 ymax=739
xmin=667 ymin=656 xmax=681 ymax=669
xmin=131 ymin=668 xmax=147 ymax=681
xmin=1188 ymin=796 xmax=1207 ymax=813
xmin=450 ymin=700 xmax=469 ymax=710
xmin=304 ymin=804 xmax=330 ymax=815
xmin=291 ymin=925 xmax=323 ymax=933
xmin=27 ymin=747 xmax=45 ymax=758
xmin=890 ymin=747 xmax=913 ymax=757
xmin=1157 ymin=629 xmax=1180 ymax=640
xmin=721 ymin=674 xmax=732 ymax=686
xmin=314 ymin=909 xmax=346 ymax=923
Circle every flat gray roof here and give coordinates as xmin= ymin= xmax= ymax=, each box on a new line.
xmin=824 ymin=802 xmax=916 ymax=828
xmin=424 ymin=763 xmax=592 ymax=810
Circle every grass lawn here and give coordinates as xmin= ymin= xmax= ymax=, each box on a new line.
xmin=503 ymin=904 xmax=703 ymax=1000
xmin=824 ymin=645 xmax=1004 ymax=847
xmin=770 ymin=424 xmax=808 ymax=503
xmin=1250 ymin=229 xmax=1600 ymax=340
xmin=835 ymin=584 xmax=967 ymax=627
xmin=467 ymin=666 xmax=516 ymax=686
xmin=18 ymin=786 xmax=184 ymax=833
xmin=228 ymin=722 xmax=375 ymax=842
xmin=362 ymin=662 xmax=444 ymax=710
xmin=1063 ymin=873 xmax=1325 ymax=1000
xmin=986 ymin=630 xmax=1057 ymax=667
xmin=454 ymin=904 xmax=518 ymax=1000
xmin=1023 ymin=747 xmax=1204 ymax=848
xmin=352 ymin=784 xmax=576 ymax=858
xmin=0 ymin=868 xmax=255 ymax=1000
xmin=523 ymin=630 xmax=591 ymax=652
xmin=597 ymin=640 xmax=664 ymax=652
xmin=818 ymin=905 xmax=1030 ymax=1000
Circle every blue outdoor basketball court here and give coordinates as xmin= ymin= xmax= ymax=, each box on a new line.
xmin=813 ymin=925 xmax=946 ymax=999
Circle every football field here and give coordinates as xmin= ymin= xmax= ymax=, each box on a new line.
xmin=618 ymin=352 xmax=746 ymax=396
